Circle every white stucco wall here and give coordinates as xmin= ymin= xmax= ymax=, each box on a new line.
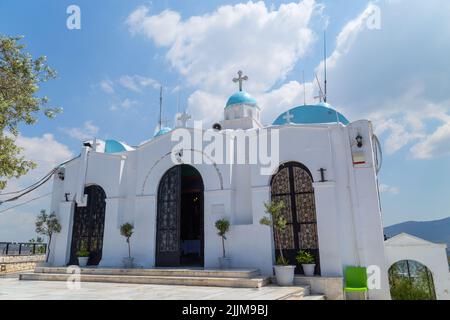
xmin=48 ymin=119 xmax=391 ymax=299
xmin=385 ymin=233 xmax=450 ymax=300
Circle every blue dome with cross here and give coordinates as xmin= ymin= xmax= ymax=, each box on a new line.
xmin=154 ymin=127 xmax=172 ymax=137
xmin=225 ymin=91 xmax=258 ymax=108
xmin=273 ymin=103 xmax=350 ymax=126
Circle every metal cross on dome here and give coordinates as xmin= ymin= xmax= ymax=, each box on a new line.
xmin=176 ymin=112 xmax=191 ymax=128
xmin=233 ymin=70 xmax=248 ymax=92
xmin=283 ymin=111 xmax=294 ymax=123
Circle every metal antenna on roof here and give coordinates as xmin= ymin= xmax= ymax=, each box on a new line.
xmin=324 ymin=30 xmax=328 ymax=103
xmin=159 ymin=85 xmax=163 ymax=131
xmin=314 ymin=73 xmax=324 ymax=103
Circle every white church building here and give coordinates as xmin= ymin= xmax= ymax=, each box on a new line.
xmin=46 ymin=73 xmax=449 ymax=300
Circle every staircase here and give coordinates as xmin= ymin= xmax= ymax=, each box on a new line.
xmin=19 ymin=267 xmax=325 ymax=299
xmin=20 ymin=267 xmax=270 ymax=289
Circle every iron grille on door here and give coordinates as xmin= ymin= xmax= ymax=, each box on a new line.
xmin=69 ymin=185 xmax=106 ymax=266
xmin=271 ymin=162 xmax=320 ymax=275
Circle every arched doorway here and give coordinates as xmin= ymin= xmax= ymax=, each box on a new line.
xmin=69 ymin=185 xmax=106 ymax=266
xmin=156 ymin=165 xmax=204 ymax=267
xmin=270 ymin=162 xmax=320 ymax=275
xmin=389 ymin=260 xmax=436 ymax=300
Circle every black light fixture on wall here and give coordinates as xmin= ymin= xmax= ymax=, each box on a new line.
xmin=356 ymin=134 xmax=363 ymax=148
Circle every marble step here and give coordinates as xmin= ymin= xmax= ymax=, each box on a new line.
xmin=20 ymin=272 xmax=270 ymax=288
xmin=278 ymin=285 xmax=310 ymax=300
xmin=34 ymin=267 xmax=260 ymax=279
xmin=300 ymin=295 xmax=326 ymax=300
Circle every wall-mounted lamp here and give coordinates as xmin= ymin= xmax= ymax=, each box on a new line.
xmin=356 ymin=134 xmax=363 ymax=148
xmin=64 ymin=193 xmax=70 ymax=202
xmin=57 ymin=170 xmax=65 ymax=181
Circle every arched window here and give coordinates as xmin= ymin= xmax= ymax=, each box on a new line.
xmin=389 ymin=260 xmax=436 ymax=300
xmin=270 ymin=162 xmax=320 ymax=275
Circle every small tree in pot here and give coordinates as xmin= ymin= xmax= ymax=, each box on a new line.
xmin=260 ymin=201 xmax=296 ymax=286
xmin=296 ymin=250 xmax=316 ymax=276
xmin=215 ymin=219 xmax=231 ymax=269
xmin=35 ymin=210 xmax=61 ymax=264
xmin=76 ymin=242 xmax=90 ymax=267
xmin=120 ymin=223 xmax=134 ymax=268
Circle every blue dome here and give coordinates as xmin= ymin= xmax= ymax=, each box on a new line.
xmin=226 ymin=91 xmax=258 ymax=108
xmin=104 ymin=140 xmax=129 ymax=153
xmin=273 ymin=103 xmax=350 ymax=126
xmin=154 ymin=127 xmax=172 ymax=137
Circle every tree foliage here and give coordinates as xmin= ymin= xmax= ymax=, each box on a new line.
xmin=120 ymin=223 xmax=134 ymax=258
xmin=260 ymin=201 xmax=288 ymax=265
xmin=35 ymin=210 xmax=61 ymax=262
xmin=215 ymin=219 xmax=230 ymax=258
xmin=0 ymin=35 xmax=61 ymax=190
xmin=389 ymin=260 xmax=436 ymax=300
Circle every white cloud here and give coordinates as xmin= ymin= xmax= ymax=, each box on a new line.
xmin=127 ymin=7 xmax=181 ymax=47
xmin=0 ymin=134 xmax=73 ymax=242
xmin=100 ymin=79 xmax=114 ymax=94
xmin=60 ymin=121 xmax=99 ymax=141
xmin=410 ymin=120 xmax=450 ymax=159
xmin=127 ymin=0 xmax=450 ymax=160
xmin=118 ymin=75 xmax=160 ymax=93
xmin=127 ymin=0 xmax=317 ymax=94
xmin=110 ymin=98 xmax=139 ymax=111
xmin=187 ymin=90 xmax=226 ymax=125
xmin=313 ymin=0 xmax=450 ymax=159
xmin=257 ymin=80 xmax=317 ymax=124
xmin=379 ymin=184 xmax=400 ymax=195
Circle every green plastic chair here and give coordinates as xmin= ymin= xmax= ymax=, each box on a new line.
xmin=344 ymin=267 xmax=368 ymax=299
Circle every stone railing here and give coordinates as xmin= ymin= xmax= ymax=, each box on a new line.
xmin=0 ymin=255 xmax=46 ymax=275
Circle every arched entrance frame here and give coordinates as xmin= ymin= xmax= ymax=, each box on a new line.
xmin=69 ymin=184 xmax=107 ymax=266
xmin=270 ymin=161 xmax=321 ymax=275
xmin=388 ymin=259 xmax=437 ymax=300
xmin=155 ymin=164 xmax=205 ymax=267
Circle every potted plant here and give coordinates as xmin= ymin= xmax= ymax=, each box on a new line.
xmin=35 ymin=210 xmax=61 ymax=265
xmin=260 ymin=201 xmax=296 ymax=286
xmin=76 ymin=243 xmax=90 ymax=267
xmin=120 ymin=223 xmax=134 ymax=268
xmin=296 ymin=250 xmax=316 ymax=276
xmin=215 ymin=219 xmax=231 ymax=269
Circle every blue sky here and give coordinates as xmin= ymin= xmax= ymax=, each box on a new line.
xmin=1 ymin=0 xmax=450 ymax=241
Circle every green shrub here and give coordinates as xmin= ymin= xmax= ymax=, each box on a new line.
xmin=390 ymin=278 xmax=434 ymax=300
xmin=76 ymin=243 xmax=89 ymax=257
xmin=296 ymin=250 xmax=315 ymax=264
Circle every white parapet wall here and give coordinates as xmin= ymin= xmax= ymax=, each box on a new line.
xmin=0 ymin=255 xmax=46 ymax=275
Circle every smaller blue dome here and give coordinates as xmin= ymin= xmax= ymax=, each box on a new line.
xmin=273 ymin=103 xmax=350 ymax=126
xmin=226 ymin=91 xmax=258 ymax=108
xmin=154 ymin=127 xmax=172 ymax=137
xmin=105 ymin=140 xmax=129 ymax=153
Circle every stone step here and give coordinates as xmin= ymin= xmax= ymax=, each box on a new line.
xmin=278 ymin=285 xmax=310 ymax=300
xmin=20 ymin=272 xmax=270 ymax=288
xmin=34 ymin=267 xmax=260 ymax=279
xmin=300 ymin=295 xmax=326 ymax=300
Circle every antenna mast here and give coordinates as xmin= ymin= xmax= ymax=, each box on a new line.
xmin=314 ymin=73 xmax=324 ymax=103
xmin=159 ymin=85 xmax=163 ymax=130
xmin=323 ymin=30 xmax=327 ymax=103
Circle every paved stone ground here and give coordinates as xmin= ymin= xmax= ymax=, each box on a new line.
xmin=0 ymin=276 xmax=302 ymax=300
